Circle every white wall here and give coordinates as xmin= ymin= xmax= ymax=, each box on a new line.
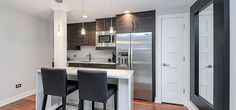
xmin=230 ymin=0 xmax=236 ymax=109
xmin=54 ymin=10 xmax=67 ymax=67
xmin=0 ymin=5 xmax=53 ymax=106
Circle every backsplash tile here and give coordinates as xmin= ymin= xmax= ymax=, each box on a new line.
xmin=67 ymin=46 xmax=115 ymax=62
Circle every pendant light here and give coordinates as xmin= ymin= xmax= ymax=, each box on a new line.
xmin=109 ymin=0 xmax=114 ymax=33
xmin=109 ymin=18 xmax=114 ymax=33
xmin=81 ymin=22 xmax=86 ymax=35
xmin=81 ymin=0 xmax=86 ymax=35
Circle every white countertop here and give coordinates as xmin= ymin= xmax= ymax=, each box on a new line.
xmin=37 ymin=67 xmax=133 ymax=80
xmin=68 ymin=61 xmax=116 ymax=65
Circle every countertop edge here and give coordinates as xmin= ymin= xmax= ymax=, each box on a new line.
xmin=37 ymin=67 xmax=133 ymax=80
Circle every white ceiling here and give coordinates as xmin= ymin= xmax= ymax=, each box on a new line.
xmin=0 ymin=0 xmax=194 ymax=23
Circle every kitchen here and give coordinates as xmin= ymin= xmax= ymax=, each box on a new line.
xmin=36 ymin=7 xmax=156 ymax=109
xmin=0 ymin=0 xmax=231 ymax=110
xmin=66 ymin=10 xmax=155 ymax=101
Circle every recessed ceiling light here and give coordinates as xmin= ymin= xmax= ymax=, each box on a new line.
xmin=124 ymin=10 xmax=130 ymax=14
xmin=82 ymin=15 xmax=88 ymax=19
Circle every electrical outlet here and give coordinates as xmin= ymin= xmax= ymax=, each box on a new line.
xmin=16 ymin=84 xmax=22 ymax=88
xmin=73 ymin=54 xmax=77 ymax=57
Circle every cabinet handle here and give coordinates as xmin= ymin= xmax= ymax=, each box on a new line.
xmin=132 ymin=22 xmax=134 ymax=32
xmin=163 ymin=63 xmax=170 ymax=67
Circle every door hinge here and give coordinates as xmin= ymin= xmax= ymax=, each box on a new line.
xmin=183 ymin=57 xmax=186 ymax=61
xmin=183 ymin=89 xmax=186 ymax=94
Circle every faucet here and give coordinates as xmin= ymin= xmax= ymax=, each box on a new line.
xmin=86 ymin=53 xmax=92 ymax=61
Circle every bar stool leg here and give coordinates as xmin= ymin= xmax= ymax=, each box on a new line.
xmin=42 ymin=94 xmax=48 ymax=110
xmin=79 ymin=99 xmax=84 ymax=110
xmin=114 ymin=92 xmax=117 ymax=110
xmin=103 ymin=103 xmax=106 ymax=110
xmin=92 ymin=101 xmax=95 ymax=110
xmin=62 ymin=97 xmax=66 ymax=110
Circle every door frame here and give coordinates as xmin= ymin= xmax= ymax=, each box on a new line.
xmin=156 ymin=13 xmax=189 ymax=105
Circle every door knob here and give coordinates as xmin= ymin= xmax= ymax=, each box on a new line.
xmin=206 ymin=65 xmax=213 ymax=68
xmin=163 ymin=63 xmax=170 ymax=66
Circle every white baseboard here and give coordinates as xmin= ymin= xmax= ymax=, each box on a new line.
xmin=154 ymin=97 xmax=162 ymax=103
xmin=0 ymin=89 xmax=36 ymax=107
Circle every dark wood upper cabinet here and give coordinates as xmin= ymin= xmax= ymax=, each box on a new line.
xmin=116 ymin=10 xmax=155 ymax=33
xmin=67 ymin=22 xmax=96 ymax=50
xmin=116 ymin=14 xmax=136 ymax=33
xmin=84 ymin=22 xmax=96 ymax=46
xmin=96 ymin=17 xmax=116 ymax=31
xmin=68 ymin=11 xmax=155 ymax=50
xmin=67 ymin=23 xmax=80 ymax=50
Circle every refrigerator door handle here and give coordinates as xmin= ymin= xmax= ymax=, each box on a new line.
xmin=130 ymin=45 xmax=133 ymax=70
xmin=128 ymin=46 xmax=131 ymax=70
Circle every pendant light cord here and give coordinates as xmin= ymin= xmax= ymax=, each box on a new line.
xmin=82 ymin=0 xmax=85 ymax=15
xmin=110 ymin=0 xmax=113 ymax=27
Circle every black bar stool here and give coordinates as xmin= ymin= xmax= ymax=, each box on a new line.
xmin=77 ymin=70 xmax=117 ymax=110
xmin=41 ymin=68 xmax=78 ymax=110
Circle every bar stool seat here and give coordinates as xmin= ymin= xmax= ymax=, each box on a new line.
xmin=67 ymin=80 xmax=78 ymax=94
xmin=67 ymin=84 xmax=78 ymax=94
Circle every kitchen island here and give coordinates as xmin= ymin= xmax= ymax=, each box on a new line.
xmin=36 ymin=67 xmax=133 ymax=110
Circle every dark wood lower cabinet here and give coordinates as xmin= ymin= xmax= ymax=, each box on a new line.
xmin=68 ymin=63 xmax=83 ymax=67
xmin=68 ymin=63 xmax=116 ymax=69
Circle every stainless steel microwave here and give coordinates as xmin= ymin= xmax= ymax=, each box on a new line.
xmin=96 ymin=31 xmax=116 ymax=47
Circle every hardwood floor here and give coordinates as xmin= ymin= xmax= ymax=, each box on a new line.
xmin=0 ymin=95 xmax=35 ymax=110
xmin=0 ymin=95 xmax=188 ymax=110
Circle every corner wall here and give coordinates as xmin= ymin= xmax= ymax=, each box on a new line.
xmin=0 ymin=5 xmax=53 ymax=106
xmin=230 ymin=0 xmax=235 ymax=109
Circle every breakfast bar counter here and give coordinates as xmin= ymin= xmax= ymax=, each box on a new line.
xmin=36 ymin=67 xmax=133 ymax=110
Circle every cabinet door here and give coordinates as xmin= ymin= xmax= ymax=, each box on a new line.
xmin=83 ymin=64 xmax=116 ymax=69
xmin=68 ymin=22 xmax=96 ymax=47
xmin=67 ymin=43 xmax=81 ymax=50
xmin=96 ymin=18 xmax=116 ymax=31
xmin=96 ymin=19 xmax=106 ymax=31
xmin=134 ymin=11 xmax=155 ymax=32
xmin=116 ymin=14 xmax=136 ymax=33
xmin=67 ymin=24 xmax=80 ymax=50
xmin=105 ymin=17 xmax=116 ymax=31
xmin=116 ymin=11 xmax=155 ymax=33
xmin=78 ymin=35 xmax=88 ymax=46
xmin=68 ymin=63 xmax=83 ymax=67
xmin=85 ymin=22 xmax=96 ymax=46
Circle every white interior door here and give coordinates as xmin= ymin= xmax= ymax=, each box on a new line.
xmin=161 ymin=17 xmax=185 ymax=104
xmin=199 ymin=11 xmax=214 ymax=104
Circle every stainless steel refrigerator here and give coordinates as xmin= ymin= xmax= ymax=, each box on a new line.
xmin=116 ymin=32 xmax=154 ymax=101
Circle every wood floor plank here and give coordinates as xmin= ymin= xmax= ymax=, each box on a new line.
xmin=0 ymin=95 xmax=188 ymax=110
